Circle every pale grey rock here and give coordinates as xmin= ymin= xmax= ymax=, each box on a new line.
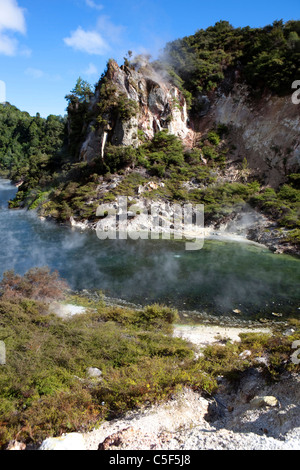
xmin=250 ymin=396 xmax=279 ymax=408
xmin=79 ymin=59 xmax=194 ymax=162
xmin=87 ymin=367 xmax=102 ymax=379
xmin=39 ymin=433 xmax=86 ymax=450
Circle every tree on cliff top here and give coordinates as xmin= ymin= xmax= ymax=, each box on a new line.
xmin=65 ymin=77 xmax=93 ymax=105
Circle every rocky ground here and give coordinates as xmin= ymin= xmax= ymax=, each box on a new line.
xmin=34 ymin=323 xmax=300 ymax=451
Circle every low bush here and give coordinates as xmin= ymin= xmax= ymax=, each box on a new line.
xmin=250 ymin=183 xmax=300 ymax=230
xmin=0 ymin=267 xmax=69 ymax=302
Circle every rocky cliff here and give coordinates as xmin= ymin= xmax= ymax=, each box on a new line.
xmin=196 ymin=83 xmax=300 ymax=188
xmin=79 ymin=59 xmax=195 ymax=163
xmin=78 ymin=59 xmax=299 ymax=190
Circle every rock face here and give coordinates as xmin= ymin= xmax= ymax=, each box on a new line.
xmin=79 ymin=60 xmax=195 ymax=162
xmin=197 ymin=83 xmax=300 ymax=187
xmin=78 ymin=62 xmax=299 ymax=188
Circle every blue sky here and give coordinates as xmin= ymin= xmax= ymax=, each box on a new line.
xmin=0 ymin=0 xmax=299 ymax=117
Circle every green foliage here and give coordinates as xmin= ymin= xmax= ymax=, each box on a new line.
xmin=111 ymin=172 xmax=147 ymax=197
xmin=250 ymin=183 xmax=300 ymax=230
xmin=0 ymin=268 xmax=299 ymax=448
xmin=161 ymin=20 xmax=300 ymax=109
xmin=287 ymin=174 xmax=300 ymax=190
xmin=117 ymin=95 xmax=139 ymax=121
xmin=0 ymin=103 xmax=66 ymax=181
xmin=202 ymin=145 xmax=219 ymax=160
xmin=186 ymin=181 xmax=261 ymax=222
xmin=4 ymin=26 xmax=300 ymax=239
xmin=198 ymin=324 xmax=300 ymax=383
xmin=65 ymin=77 xmax=93 ymax=105
xmin=65 ymin=78 xmax=94 ymax=159
xmin=96 ymin=77 xmax=138 ymax=126
xmin=104 ymin=144 xmax=137 ymax=173
xmin=285 ymin=229 xmax=300 ymax=244
xmin=28 ymin=191 xmax=50 ymax=210
xmin=135 ymin=304 xmax=179 ymax=334
xmin=132 ymin=130 xmax=186 ymax=177
xmin=207 ymin=131 xmax=221 ymax=146
xmin=100 ymin=130 xmax=185 ymax=182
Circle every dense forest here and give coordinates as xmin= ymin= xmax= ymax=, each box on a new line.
xmin=0 ymin=103 xmax=67 ymax=183
xmin=159 ymin=19 xmax=300 ymax=110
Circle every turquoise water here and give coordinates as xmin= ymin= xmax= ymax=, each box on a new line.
xmin=0 ymin=179 xmax=299 ymax=318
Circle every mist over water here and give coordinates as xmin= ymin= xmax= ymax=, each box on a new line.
xmin=0 ymin=179 xmax=299 ymax=318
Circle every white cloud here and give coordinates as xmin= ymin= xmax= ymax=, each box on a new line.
xmin=64 ymin=26 xmax=109 ymax=55
xmin=0 ymin=0 xmax=27 ymax=56
xmin=85 ymin=0 xmax=103 ymax=11
xmin=19 ymin=45 xmax=32 ymax=57
xmin=25 ymin=67 xmax=45 ymax=79
xmin=25 ymin=67 xmax=62 ymax=82
xmin=84 ymin=62 xmax=98 ymax=76
xmin=64 ymin=11 xmax=126 ymax=57
xmin=96 ymin=15 xmax=125 ymax=45
xmin=0 ymin=33 xmax=17 ymax=55
xmin=0 ymin=0 xmax=26 ymax=33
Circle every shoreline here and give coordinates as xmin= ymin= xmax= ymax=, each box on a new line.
xmin=1 ymin=176 xmax=298 ymax=257
xmin=66 ymin=200 xmax=299 ymax=257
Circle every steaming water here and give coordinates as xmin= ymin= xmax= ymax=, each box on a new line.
xmin=0 ymin=179 xmax=299 ymax=318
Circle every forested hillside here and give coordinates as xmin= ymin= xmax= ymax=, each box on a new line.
xmin=161 ymin=20 xmax=300 ymax=105
xmin=0 ymin=103 xmax=67 ymax=183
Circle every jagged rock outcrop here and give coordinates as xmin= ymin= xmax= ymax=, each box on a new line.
xmin=79 ymin=60 xmax=195 ymax=162
xmin=79 ymin=61 xmax=299 ymax=189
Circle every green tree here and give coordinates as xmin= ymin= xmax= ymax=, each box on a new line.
xmin=65 ymin=77 xmax=93 ymax=105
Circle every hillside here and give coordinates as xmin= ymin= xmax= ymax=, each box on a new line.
xmin=3 ymin=20 xmax=300 ymax=254
xmin=0 ymin=268 xmax=299 ymax=449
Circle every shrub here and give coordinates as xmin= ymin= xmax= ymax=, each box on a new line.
xmin=104 ymin=145 xmax=137 ymax=173
xmin=137 ymin=304 xmax=179 ymax=333
xmin=249 ymin=183 xmax=300 ymax=231
xmin=285 ymin=229 xmax=300 ymax=244
xmin=0 ymin=267 xmax=69 ymax=302
xmin=207 ymin=131 xmax=221 ymax=146
xmin=117 ymin=95 xmax=139 ymax=121
xmin=150 ymin=163 xmax=166 ymax=178
xmin=202 ymin=145 xmax=219 ymax=160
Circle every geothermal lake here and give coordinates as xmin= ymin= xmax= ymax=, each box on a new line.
xmin=0 ymin=179 xmax=299 ymax=319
